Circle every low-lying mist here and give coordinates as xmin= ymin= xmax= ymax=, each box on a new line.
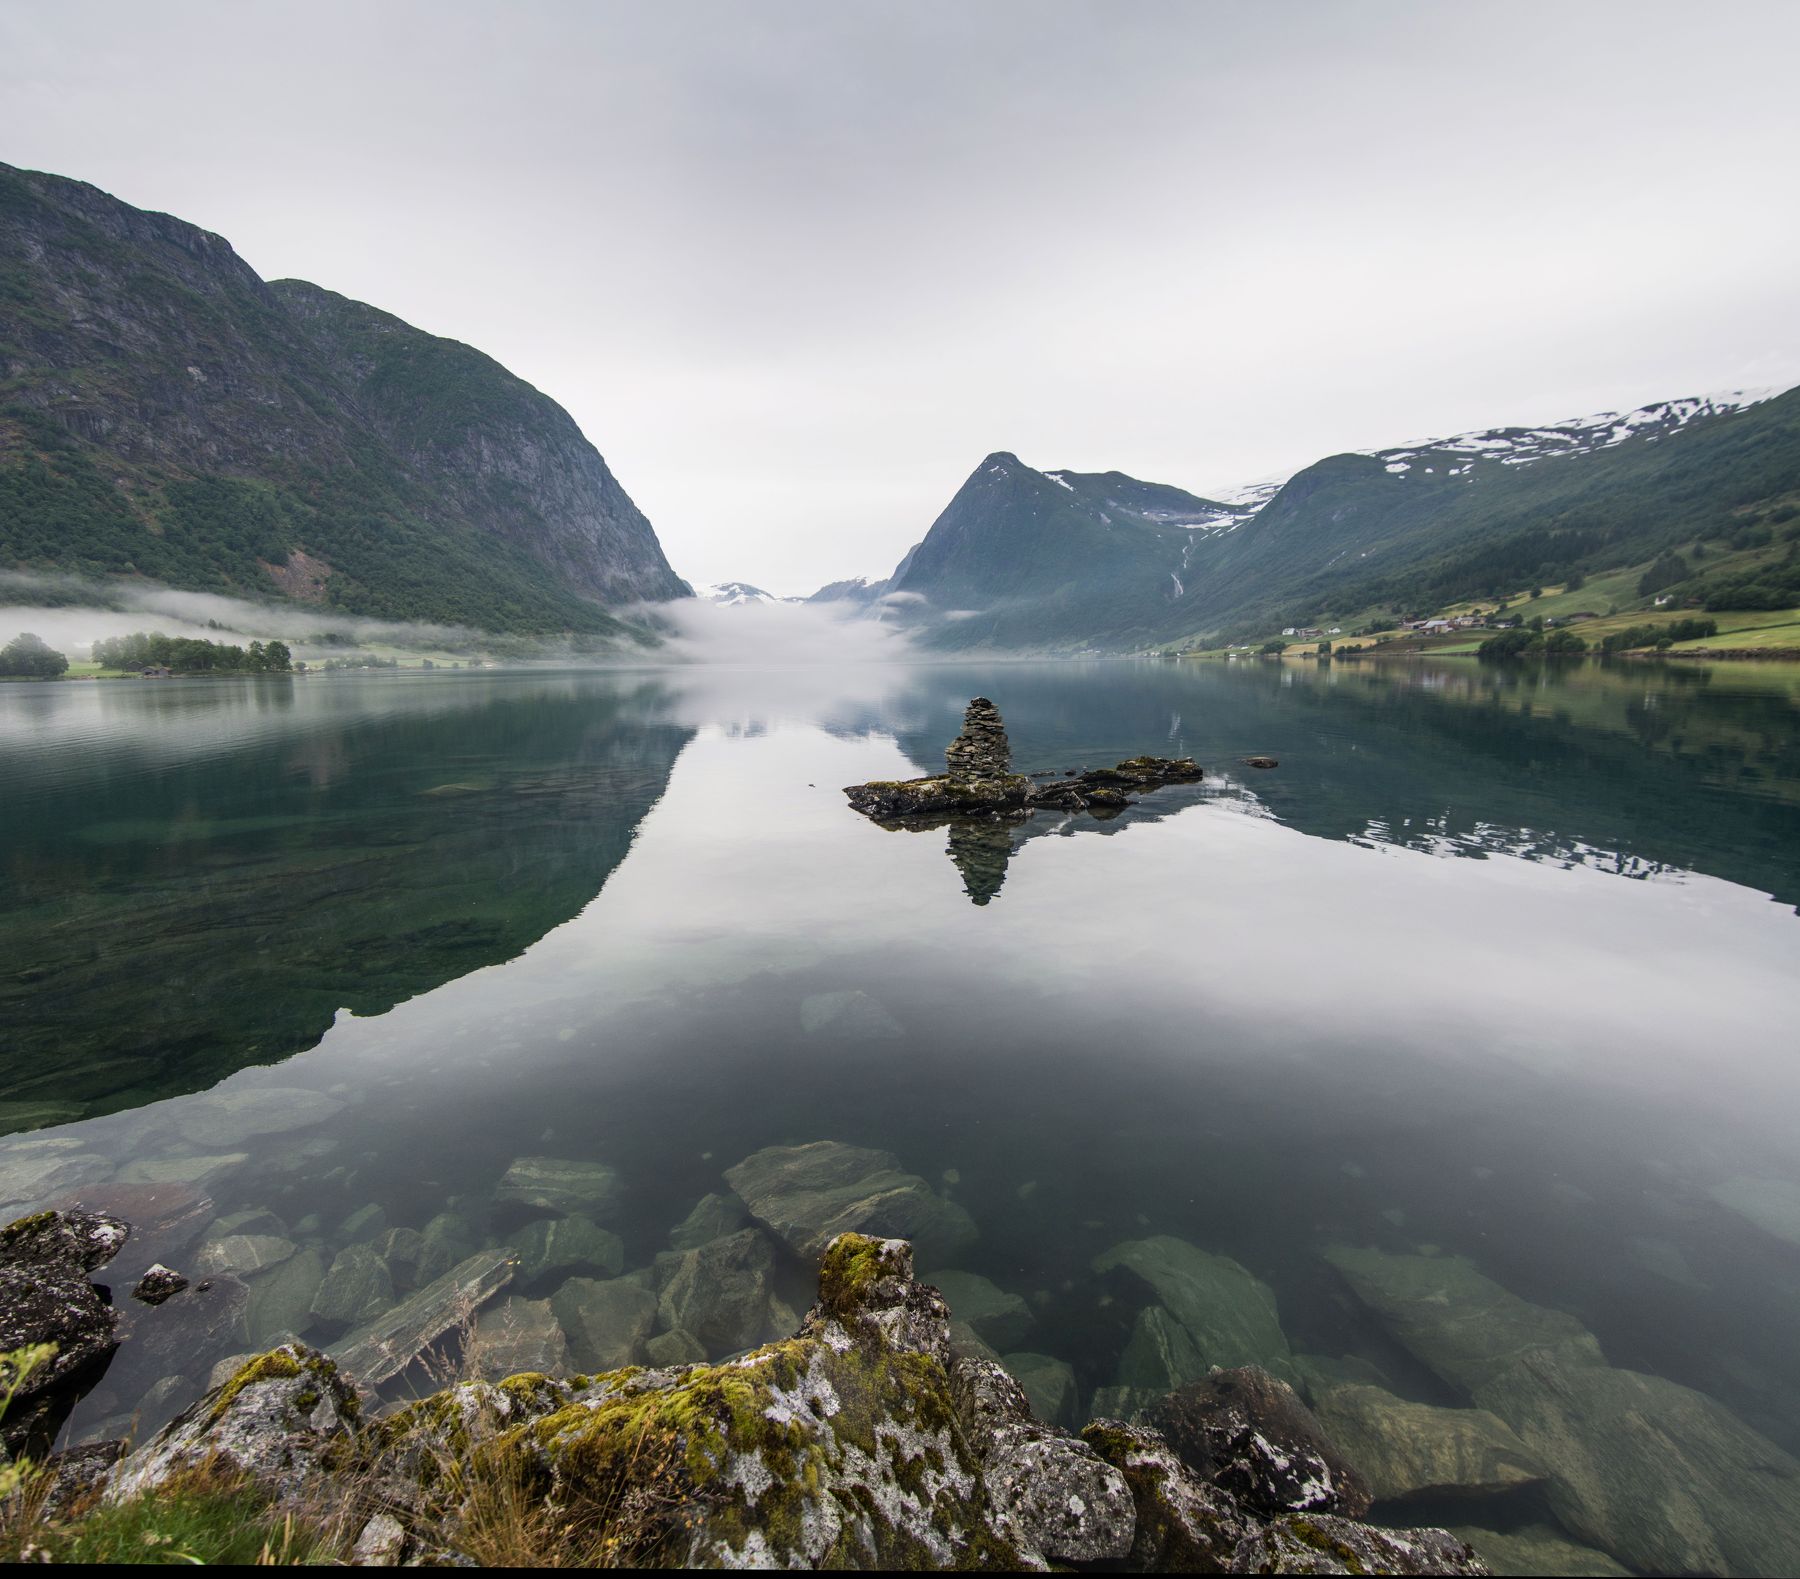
xmin=0 ymin=571 xmax=485 ymax=659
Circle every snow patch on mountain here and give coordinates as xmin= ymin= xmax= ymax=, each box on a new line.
xmin=696 ymin=581 xmax=802 ymax=606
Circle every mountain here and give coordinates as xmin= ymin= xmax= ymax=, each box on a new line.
xmin=875 ymin=452 xmax=1237 ymax=648
xmin=0 ymin=162 xmax=688 ymax=635
xmin=807 ymin=575 xmax=890 ymax=605
xmin=695 ymin=581 xmax=800 ymax=605
xmin=874 ymin=387 xmax=1800 ymax=650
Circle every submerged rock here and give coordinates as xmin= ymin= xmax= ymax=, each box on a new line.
xmin=1308 ymin=1382 xmax=1544 ymax=1503
xmin=1003 ymin=1351 xmax=1079 ymax=1430
xmin=800 ymin=988 xmax=904 ymax=1040
xmin=494 ymin=1156 xmax=622 ymax=1218
xmin=118 ymin=1152 xmax=248 ymax=1188
xmin=1229 ymin=1514 xmax=1488 ymax=1575
xmin=927 ymin=1269 xmax=1034 ymax=1351
xmin=173 ymin=1087 xmax=345 ymax=1148
xmin=311 ymin=1242 xmax=395 ymax=1326
xmin=1709 ymin=1173 xmax=1800 ymax=1249
xmin=246 ymin=1247 xmax=327 ymax=1347
xmin=465 ymin=1295 xmax=570 ymax=1379
xmin=725 ymin=1139 xmax=978 ymax=1261
xmin=0 ymin=1145 xmax=114 ymax=1219
xmin=1328 ymin=1244 xmax=1800 ymax=1575
xmin=1447 ymin=1522 xmax=1629 ymax=1577
xmin=669 ymin=1191 xmax=749 ymax=1251
xmin=1142 ymin=1368 xmax=1371 ymax=1518
xmin=550 ymin=1275 xmax=658 ymax=1371
xmin=0 ymin=1209 xmax=129 ymax=1454
xmin=1095 ymin=1304 xmax=1208 ymax=1419
xmin=655 ymin=1227 xmax=782 ymax=1354
xmin=195 ymin=1233 xmax=297 ymax=1277
xmin=1096 ymin=1235 xmax=1293 ymax=1379
xmin=506 ymin=1212 xmax=624 ymax=1282
xmin=331 ymin=1248 xmax=516 ymax=1387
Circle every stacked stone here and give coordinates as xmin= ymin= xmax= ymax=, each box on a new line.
xmin=944 ymin=698 xmax=1012 ymax=779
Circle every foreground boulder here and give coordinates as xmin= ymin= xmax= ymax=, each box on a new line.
xmin=83 ymin=1232 xmax=1492 ymax=1571
xmin=1141 ymin=1367 xmax=1372 ymax=1518
xmin=107 ymin=1343 xmax=360 ymax=1505
xmin=0 ymin=1209 xmax=129 ymax=1454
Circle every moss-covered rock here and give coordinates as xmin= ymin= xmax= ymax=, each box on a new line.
xmin=1228 ymin=1513 xmax=1489 ymax=1575
xmin=108 ymin=1342 xmax=359 ymax=1506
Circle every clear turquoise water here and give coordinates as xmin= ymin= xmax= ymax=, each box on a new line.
xmin=4 ymin=656 xmax=1799 ymax=1567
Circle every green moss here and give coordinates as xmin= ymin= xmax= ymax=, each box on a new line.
xmin=1 ymin=1210 xmax=57 ymax=1241
xmin=205 ymin=1347 xmax=349 ymax=1427
xmin=818 ymin=1233 xmax=890 ymax=1313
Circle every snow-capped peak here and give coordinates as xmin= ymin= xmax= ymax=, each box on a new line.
xmin=696 ymin=581 xmax=801 ymax=606
xmin=1375 ymin=387 xmax=1779 ymax=474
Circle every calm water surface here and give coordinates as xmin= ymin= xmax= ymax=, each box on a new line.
xmin=4 ymin=656 xmax=1799 ymax=1570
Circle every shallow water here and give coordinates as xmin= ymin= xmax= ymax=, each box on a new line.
xmin=5 ymin=656 xmax=1800 ymax=1570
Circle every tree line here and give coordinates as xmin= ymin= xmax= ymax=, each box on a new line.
xmin=91 ymin=631 xmax=293 ymax=673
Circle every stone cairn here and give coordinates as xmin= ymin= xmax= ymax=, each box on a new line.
xmin=944 ymin=698 xmax=1012 ymax=779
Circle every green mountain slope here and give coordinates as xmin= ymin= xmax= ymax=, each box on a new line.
xmin=0 ymin=162 xmax=688 ymax=634
xmin=888 ymin=388 xmax=1800 ymax=651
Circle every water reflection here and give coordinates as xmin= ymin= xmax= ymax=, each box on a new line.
xmin=4 ymin=656 xmax=1800 ymax=1576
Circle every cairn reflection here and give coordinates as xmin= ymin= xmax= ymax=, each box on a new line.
xmin=844 ymin=698 xmax=1206 ymax=905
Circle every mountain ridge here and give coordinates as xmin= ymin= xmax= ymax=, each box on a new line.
xmin=859 ymin=384 xmax=1800 ymax=650
xmin=0 ymin=161 xmax=688 ymax=634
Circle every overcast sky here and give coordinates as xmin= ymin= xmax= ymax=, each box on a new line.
xmin=4 ymin=2 xmax=1797 ymax=595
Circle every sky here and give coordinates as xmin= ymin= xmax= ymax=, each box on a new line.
xmin=3 ymin=1 xmax=1798 ymax=596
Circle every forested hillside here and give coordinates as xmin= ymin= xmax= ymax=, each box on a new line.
xmin=0 ymin=162 xmax=688 ymax=634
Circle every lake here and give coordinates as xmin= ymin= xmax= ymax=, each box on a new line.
xmin=4 ymin=654 xmax=1800 ymax=1573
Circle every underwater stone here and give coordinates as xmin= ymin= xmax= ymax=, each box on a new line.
xmin=1096 ymin=1304 xmax=1208 ymax=1419
xmin=725 ymin=1140 xmax=978 ymax=1262
xmin=311 ymin=1243 xmax=395 ymax=1326
xmin=0 ymin=1151 xmax=114 ymax=1218
xmin=506 ymin=1213 xmax=623 ymax=1282
xmin=927 ymin=1269 xmax=1034 ymax=1351
xmin=207 ymin=1206 xmax=287 ymax=1240
xmin=1141 ymin=1367 xmax=1372 ymax=1519
xmin=466 ymin=1295 xmax=569 ymax=1379
xmin=1309 ymin=1382 xmax=1544 ymax=1503
xmin=413 ymin=1213 xmax=476 ymax=1285
xmin=246 ymin=1248 xmax=327 ymax=1348
xmin=1709 ymin=1174 xmax=1800 ymax=1249
xmin=375 ymin=1226 xmax=427 ymax=1290
xmin=668 ymin=1191 xmax=748 ymax=1251
xmin=195 ymin=1233 xmax=297 ymax=1277
xmin=644 ymin=1327 xmax=707 ymax=1366
xmin=494 ymin=1156 xmax=622 ymax=1218
xmin=331 ymin=1249 xmax=516 ymax=1388
xmin=336 ymin=1204 xmax=388 ymax=1244
xmin=1323 ymin=1246 xmax=1602 ymax=1394
xmin=119 ymin=1152 xmax=248 ymax=1189
xmin=1002 ymin=1352 xmax=1079 ymax=1430
xmin=1229 ymin=1515 xmax=1490 ymax=1575
xmin=1447 ymin=1522 xmax=1629 ymax=1577
xmin=172 ymin=1087 xmax=346 ymax=1148
xmin=799 ymin=989 xmax=904 ymax=1040
xmin=655 ymin=1227 xmax=781 ymax=1355
xmin=1329 ymin=1245 xmax=1800 ymax=1576
xmin=1096 ymin=1236 xmax=1293 ymax=1380
xmin=550 ymin=1275 xmax=658 ymax=1371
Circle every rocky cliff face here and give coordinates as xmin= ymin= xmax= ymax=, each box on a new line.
xmin=0 ymin=161 xmax=687 ymax=632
